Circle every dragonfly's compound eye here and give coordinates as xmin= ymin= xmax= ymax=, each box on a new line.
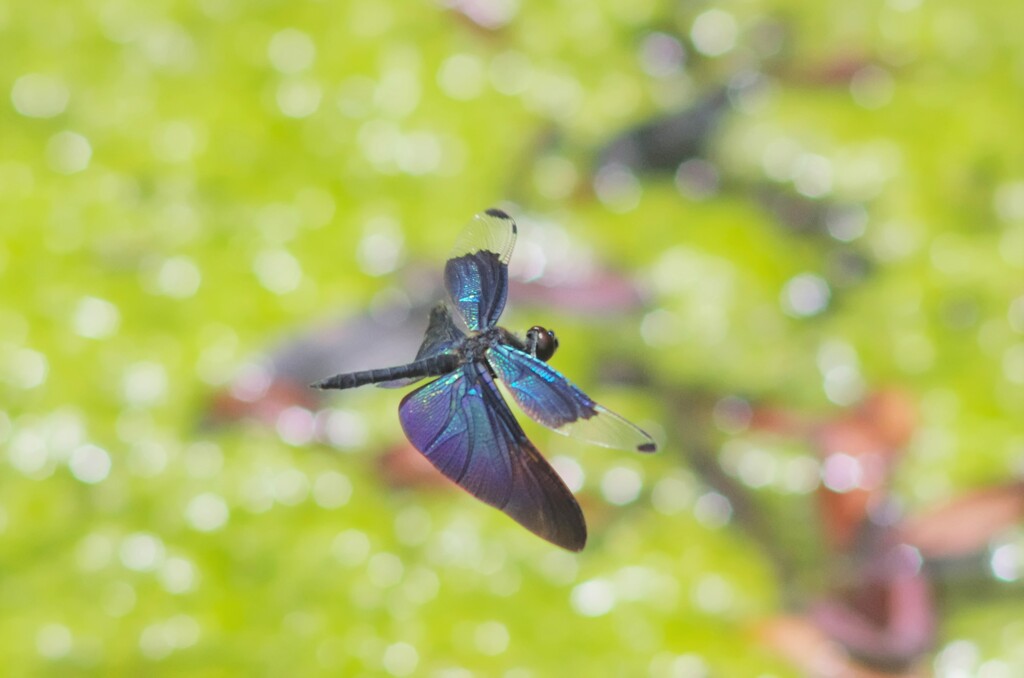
xmin=527 ymin=326 xmax=559 ymax=362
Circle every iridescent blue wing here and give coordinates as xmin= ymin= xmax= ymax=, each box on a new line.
xmin=444 ymin=209 xmax=516 ymax=332
xmin=486 ymin=345 xmax=657 ymax=453
xmin=378 ymin=304 xmax=466 ymax=389
xmin=398 ymin=362 xmax=586 ymax=551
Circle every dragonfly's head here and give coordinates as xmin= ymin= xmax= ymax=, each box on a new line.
xmin=526 ymin=326 xmax=559 ymax=362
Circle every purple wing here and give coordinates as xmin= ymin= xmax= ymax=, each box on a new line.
xmin=398 ymin=361 xmax=586 ymax=551
xmin=378 ymin=303 xmax=466 ymax=389
xmin=444 ymin=209 xmax=517 ymax=332
xmin=414 ymin=303 xmax=466 ymax=359
xmin=486 ymin=345 xmax=657 ymax=453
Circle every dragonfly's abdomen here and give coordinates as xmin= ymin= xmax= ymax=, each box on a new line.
xmin=314 ymin=353 xmax=460 ymax=390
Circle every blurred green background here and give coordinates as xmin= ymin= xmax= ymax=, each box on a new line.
xmin=2 ymin=0 xmax=1022 ymax=675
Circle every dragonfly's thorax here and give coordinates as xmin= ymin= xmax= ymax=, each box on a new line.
xmin=458 ymin=327 xmax=522 ymax=364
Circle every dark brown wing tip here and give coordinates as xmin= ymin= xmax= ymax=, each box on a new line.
xmin=638 ymin=441 xmax=657 ymax=453
xmin=555 ymin=528 xmax=587 ymax=552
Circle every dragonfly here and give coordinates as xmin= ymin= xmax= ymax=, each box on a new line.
xmin=314 ymin=209 xmax=656 ymax=551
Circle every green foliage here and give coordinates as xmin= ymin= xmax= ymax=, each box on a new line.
xmin=1 ymin=0 xmax=1021 ymax=675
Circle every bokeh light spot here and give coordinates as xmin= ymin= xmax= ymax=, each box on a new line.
xmin=934 ymin=639 xmax=980 ymax=677
xmin=792 ymin=153 xmax=834 ymax=198
xmin=254 ymin=248 xmax=303 ymax=294
xmin=73 ymin=296 xmax=120 ymax=339
xmin=151 ymin=120 xmax=203 ymax=162
xmin=166 ymin=614 xmax=201 ymax=649
xmin=550 ymin=456 xmax=584 ymax=492
xmin=122 ymin=361 xmax=169 ymax=406
xmin=36 ymin=623 xmax=73 ymax=660
xmin=693 ymin=492 xmax=732 ymax=529
xmin=8 ymin=427 xmax=50 ymax=477
xmin=990 ymin=542 xmax=1021 ymax=582
xmin=489 ymin=50 xmax=532 ymax=96
xmin=600 ymin=466 xmax=643 ymax=505
xmin=402 ymin=566 xmax=441 ymax=604
xmin=320 ymin=408 xmax=369 ymax=449
xmin=571 ymin=579 xmax=616 ymax=617
xmin=184 ymin=441 xmax=223 ymax=479
xmin=268 ymin=28 xmax=316 ymax=74
xmin=140 ymin=616 xmax=199 ymax=659
xmin=276 ymin=78 xmax=322 ymax=118
xmin=593 ymin=163 xmax=641 ymax=212
xmin=780 ymin=273 xmax=830 ymax=317
xmin=395 ymin=131 xmax=442 ymax=175
xmin=313 ymin=470 xmax=353 ymax=509
xmin=675 ymin=159 xmax=720 ymax=201
xmin=159 ymin=556 xmax=198 ymax=594
xmin=474 ymin=620 xmax=510 ymax=655
xmin=69 ymin=444 xmax=112 ymax=484
xmin=994 ymin=181 xmax=1024 ymax=223
xmin=104 ymin=581 xmax=137 ymax=617
xmin=332 ymin=529 xmax=371 ymax=567
xmin=156 ymin=256 xmax=202 ymax=298
xmin=125 ymin=444 xmax=167 ymax=480
xmin=639 ymin=32 xmax=685 ymax=78
xmin=240 ymin=474 xmax=274 ymax=514
xmin=690 ymin=10 xmax=737 ymax=57
xmin=1003 ymin=344 xmax=1024 ymax=384
xmin=46 ymin=131 xmax=92 ymax=174
xmin=375 ymin=58 xmax=421 ymax=119
xmin=11 ymin=73 xmax=70 ymax=118
xmin=821 ymin=453 xmax=862 ymax=493
xmin=76 ymin=532 xmax=114 ymax=571
xmin=446 ymin=0 xmax=519 ymax=29
xmin=850 ymin=65 xmax=895 ymax=109
xmin=826 ymin=204 xmax=869 ymax=242
xmin=693 ymin=574 xmax=734 ymax=614
xmin=652 ymin=653 xmax=709 ymax=678
xmin=367 ymin=552 xmax=405 ymax=588
xmin=139 ymin=623 xmax=172 ymax=660
xmin=781 ymin=456 xmax=821 ymax=494
xmin=734 ymin=445 xmax=778 ymax=489
xmin=537 ymin=550 xmax=579 ymax=586
xmin=524 ymin=69 xmax=583 ymax=121
xmin=532 ymin=155 xmax=578 ymax=200
xmin=273 ymin=468 xmax=310 ymax=505
xmin=120 ymin=532 xmax=166 ymax=572
xmin=394 ymin=506 xmax=431 ymax=546
xmin=651 ymin=475 xmax=696 ymax=515
xmin=357 ymin=217 xmax=404 ymax=276
xmin=4 ymin=347 xmax=49 ymax=389
xmin=824 ymin=364 xmax=866 ymax=405
xmin=1008 ymin=296 xmax=1024 ymax=333
xmin=185 ymin=492 xmax=230 ymax=532
xmin=711 ymin=396 xmax=752 ymax=434
xmin=437 ymin=54 xmax=485 ymax=100
xmin=277 ymin=406 xmax=316 ymax=446
xmin=382 ymin=642 xmax=418 ymax=676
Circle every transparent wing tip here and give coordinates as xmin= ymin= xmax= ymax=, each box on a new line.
xmin=484 ymin=207 xmax=515 ymax=231
xmin=450 ymin=209 xmax=518 ymax=264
